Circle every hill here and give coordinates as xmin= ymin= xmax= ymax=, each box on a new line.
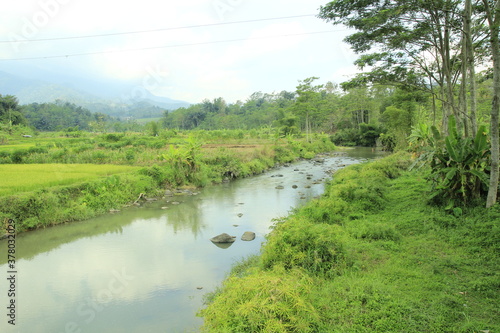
xmin=0 ymin=70 xmax=190 ymax=119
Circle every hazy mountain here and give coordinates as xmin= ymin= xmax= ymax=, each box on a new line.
xmin=0 ymin=70 xmax=190 ymax=119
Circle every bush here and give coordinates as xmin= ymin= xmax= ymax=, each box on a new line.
xmin=330 ymin=124 xmax=383 ymax=147
xmin=261 ymin=219 xmax=349 ymax=277
xmin=424 ymin=117 xmax=490 ymax=208
xmin=139 ymin=165 xmax=168 ymax=186
xmin=200 ymin=267 xmax=320 ymax=333
xmin=104 ymin=133 xmax=123 ymax=142
xmin=300 ymin=198 xmax=350 ymax=225
xmin=11 ymin=149 xmax=28 ymax=163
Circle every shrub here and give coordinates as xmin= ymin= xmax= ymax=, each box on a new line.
xmin=11 ymin=149 xmax=28 ymax=163
xmin=200 ymin=267 xmax=320 ymax=333
xmin=139 ymin=165 xmax=168 ymax=186
xmin=261 ymin=219 xmax=349 ymax=277
xmin=104 ymin=133 xmax=123 ymax=142
xmin=300 ymin=198 xmax=350 ymax=225
xmin=424 ymin=117 xmax=490 ymax=208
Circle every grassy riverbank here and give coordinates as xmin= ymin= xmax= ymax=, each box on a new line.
xmin=199 ymin=152 xmax=500 ymax=332
xmin=0 ymin=132 xmax=336 ymax=233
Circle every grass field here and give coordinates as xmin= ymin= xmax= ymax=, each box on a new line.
xmin=0 ymin=164 xmax=140 ymax=196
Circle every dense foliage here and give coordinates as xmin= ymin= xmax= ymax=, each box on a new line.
xmin=22 ymin=100 xmax=113 ymax=131
xmin=0 ymin=94 xmax=26 ymax=127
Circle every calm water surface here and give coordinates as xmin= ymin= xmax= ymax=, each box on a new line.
xmin=0 ymin=148 xmax=385 ymax=333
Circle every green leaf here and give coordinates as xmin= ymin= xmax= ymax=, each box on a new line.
xmin=469 ymin=169 xmax=489 ymax=184
xmin=430 ymin=125 xmax=441 ymax=146
xmin=473 ymin=125 xmax=488 ymax=153
xmin=445 ymin=168 xmax=457 ymax=180
xmin=445 ymin=137 xmax=458 ymax=161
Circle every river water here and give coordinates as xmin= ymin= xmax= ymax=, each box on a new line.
xmin=0 ymin=148 xmax=385 ymax=333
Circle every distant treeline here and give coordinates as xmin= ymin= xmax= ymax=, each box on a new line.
xmin=22 ymin=101 xmax=113 ymax=131
xmin=162 ymin=75 xmax=494 ymax=149
xmin=1 ymin=71 xmax=495 ymax=150
xmin=0 ymin=95 xmax=144 ymax=133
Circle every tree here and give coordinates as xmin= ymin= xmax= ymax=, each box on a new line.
xmin=318 ymin=0 xmax=474 ymax=133
xmin=320 ymin=0 xmax=499 ymax=206
xmin=294 ymin=77 xmax=323 ymax=142
xmin=0 ymin=95 xmax=26 ymax=128
xmin=483 ymin=0 xmax=500 ymax=207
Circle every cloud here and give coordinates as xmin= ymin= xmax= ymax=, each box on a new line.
xmin=0 ymin=0 xmax=359 ymax=103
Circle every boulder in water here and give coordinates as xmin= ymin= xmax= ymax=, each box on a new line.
xmin=241 ymin=231 xmax=256 ymax=241
xmin=210 ymin=233 xmax=236 ymax=243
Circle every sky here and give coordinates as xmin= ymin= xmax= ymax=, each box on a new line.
xmin=0 ymin=0 xmax=359 ymax=104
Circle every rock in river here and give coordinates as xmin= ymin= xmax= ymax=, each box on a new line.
xmin=241 ymin=231 xmax=256 ymax=241
xmin=210 ymin=233 xmax=236 ymax=243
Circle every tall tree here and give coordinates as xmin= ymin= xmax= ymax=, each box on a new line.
xmin=464 ymin=0 xmax=478 ymax=137
xmin=318 ymin=0 xmax=465 ymax=132
xmin=483 ymin=0 xmax=500 ymax=207
xmin=294 ymin=77 xmax=323 ymax=142
xmin=0 ymin=94 xmax=26 ymax=127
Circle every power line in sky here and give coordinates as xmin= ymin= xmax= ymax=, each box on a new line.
xmin=0 ymin=14 xmax=318 ymax=44
xmin=0 ymin=29 xmax=345 ymax=61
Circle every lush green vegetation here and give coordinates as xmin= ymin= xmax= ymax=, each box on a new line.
xmin=0 ymin=127 xmax=336 ymax=233
xmin=1 ymin=0 xmax=498 ymax=330
xmin=318 ymin=0 xmax=500 ymax=207
xmin=199 ymin=153 xmax=500 ymax=332
xmin=0 ymin=164 xmax=140 ymax=196
xmin=0 ymin=4 xmax=498 ymax=331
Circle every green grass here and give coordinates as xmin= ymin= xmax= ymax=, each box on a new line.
xmin=199 ymin=152 xmax=500 ymax=332
xmin=0 ymin=143 xmax=36 ymax=151
xmin=0 ymin=164 xmax=140 ymax=196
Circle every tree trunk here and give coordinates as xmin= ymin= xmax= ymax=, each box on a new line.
xmin=306 ymin=112 xmax=311 ymax=143
xmin=484 ymin=0 xmax=500 ymax=208
xmin=460 ymin=30 xmax=469 ymax=137
xmin=465 ymin=0 xmax=477 ymax=137
xmin=444 ymin=10 xmax=459 ymax=132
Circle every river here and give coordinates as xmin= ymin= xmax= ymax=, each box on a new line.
xmin=0 ymin=147 xmax=386 ymax=333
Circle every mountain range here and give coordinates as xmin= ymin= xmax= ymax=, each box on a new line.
xmin=0 ymin=70 xmax=190 ymax=119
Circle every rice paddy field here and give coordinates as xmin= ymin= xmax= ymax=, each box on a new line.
xmin=0 ymin=164 xmax=140 ymax=196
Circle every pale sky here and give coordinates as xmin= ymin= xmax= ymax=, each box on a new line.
xmin=0 ymin=0 xmax=359 ymax=103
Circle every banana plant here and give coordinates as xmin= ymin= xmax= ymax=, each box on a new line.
xmin=428 ymin=116 xmax=490 ymax=209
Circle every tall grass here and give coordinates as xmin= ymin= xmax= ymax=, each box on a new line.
xmin=199 ymin=152 xmax=500 ymax=332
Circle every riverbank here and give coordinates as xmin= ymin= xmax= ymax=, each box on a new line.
xmin=0 ymin=137 xmax=336 ymax=234
xmin=199 ymin=152 xmax=500 ymax=332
